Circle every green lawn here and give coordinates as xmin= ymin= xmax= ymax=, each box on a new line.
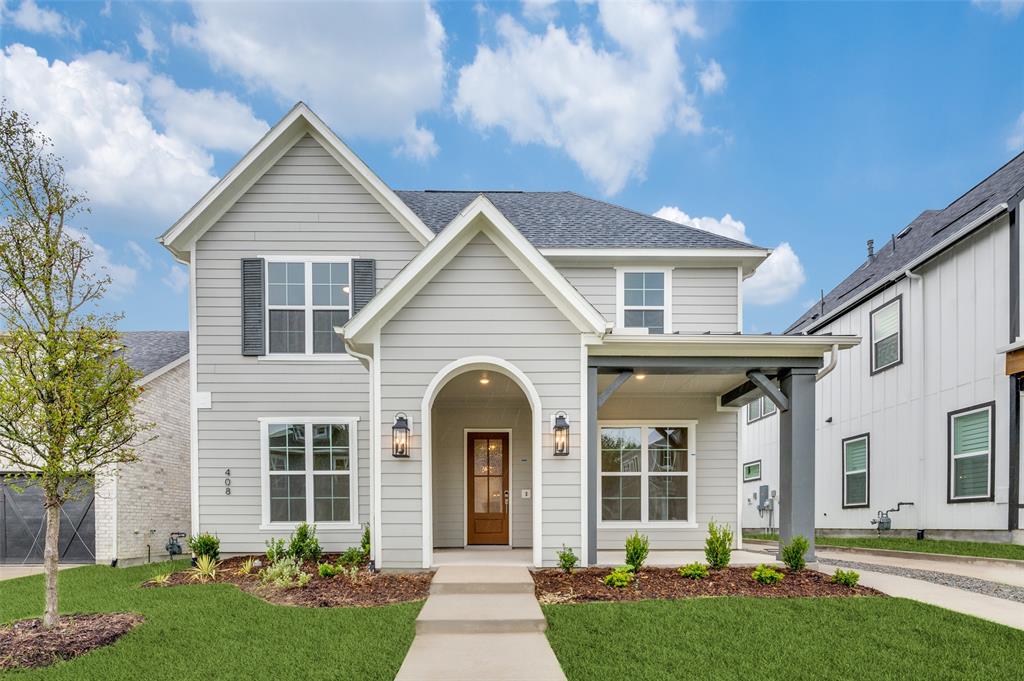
xmin=743 ymin=533 xmax=1024 ymax=561
xmin=544 ymin=598 xmax=1024 ymax=681
xmin=0 ymin=561 xmax=421 ymax=679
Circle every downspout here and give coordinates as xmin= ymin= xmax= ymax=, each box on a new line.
xmin=815 ymin=344 xmax=840 ymax=382
xmin=345 ymin=339 xmax=377 ymax=568
xmin=905 ymin=269 xmax=925 ymax=532
xmin=1008 ymin=195 xmax=1021 ymax=533
xmin=110 ymin=465 xmax=119 ymax=567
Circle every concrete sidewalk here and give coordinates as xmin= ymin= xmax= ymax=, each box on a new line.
xmin=395 ymin=565 xmax=565 ymax=681
xmin=0 ymin=563 xmax=84 ymax=582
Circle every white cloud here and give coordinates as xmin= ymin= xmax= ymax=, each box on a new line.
xmin=1008 ymin=112 xmax=1024 ymax=152
xmin=147 ymin=75 xmax=269 ymax=153
xmin=455 ymin=0 xmax=709 ymax=195
xmin=698 ymin=58 xmax=725 ymax=95
xmin=3 ymin=0 xmax=76 ymax=37
xmin=971 ymin=0 xmax=1023 ymax=18
xmin=0 ymin=44 xmax=267 ymax=225
xmin=162 ymin=264 xmax=189 ymax=295
xmin=174 ymin=1 xmax=445 ymax=159
xmin=522 ymin=0 xmax=559 ymax=22
xmin=654 ymin=206 xmax=805 ymax=305
xmin=137 ymin=21 xmax=163 ymax=60
xmin=125 ymin=241 xmax=152 ymax=270
xmin=66 ymin=228 xmax=138 ymax=299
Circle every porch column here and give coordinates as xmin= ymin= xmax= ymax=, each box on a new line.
xmin=587 ymin=366 xmax=598 ymax=566
xmin=778 ymin=367 xmax=817 ymax=561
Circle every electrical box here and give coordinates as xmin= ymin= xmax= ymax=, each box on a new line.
xmin=521 ymin=489 xmax=531 ymax=499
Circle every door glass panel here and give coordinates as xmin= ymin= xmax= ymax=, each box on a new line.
xmin=474 ymin=439 xmax=489 ymax=475
xmin=488 ymin=439 xmax=503 ymax=475
xmin=474 ymin=477 xmax=489 ymax=513
xmin=489 ymin=477 xmax=503 ymax=513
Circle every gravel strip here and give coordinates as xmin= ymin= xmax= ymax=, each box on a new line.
xmin=819 ymin=558 xmax=1024 ymax=604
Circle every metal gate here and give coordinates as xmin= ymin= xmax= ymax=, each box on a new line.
xmin=0 ymin=477 xmax=95 ymax=564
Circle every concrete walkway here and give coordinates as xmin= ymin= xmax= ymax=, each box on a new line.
xmin=395 ymin=565 xmax=565 ymax=681
xmin=0 ymin=563 xmax=84 ymax=581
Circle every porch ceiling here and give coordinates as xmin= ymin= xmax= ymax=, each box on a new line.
xmin=433 ymin=370 xmax=528 ymax=404
xmin=596 ymin=372 xmax=743 ymax=396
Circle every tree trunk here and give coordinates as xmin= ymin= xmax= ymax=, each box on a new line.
xmin=42 ymin=497 xmax=60 ymax=629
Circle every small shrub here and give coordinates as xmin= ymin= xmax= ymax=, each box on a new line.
xmin=342 ymin=565 xmax=360 ymax=582
xmin=236 ymin=557 xmax=257 ymax=576
xmin=187 ymin=532 xmax=220 ymax=560
xmin=360 ymin=524 xmax=371 ymax=560
xmin=318 ymin=561 xmax=341 ymax=578
xmin=705 ymin=520 xmax=734 ymax=569
xmin=781 ymin=535 xmax=809 ymax=571
xmin=297 ymin=572 xmax=312 ymax=588
xmin=265 ymin=537 xmax=288 ymax=564
xmin=751 ymin=564 xmax=784 ymax=585
xmin=260 ymin=556 xmax=303 ymax=588
xmin=677 ymin=562 xmax=709 ymax=580
xmin=602 ymin=565 xmax=635 ymax=588
xmin=338 ymin=546 xmax=366 ymax=568
xmin=148 ymin=573 xmax=171 ymax=587
xmin=625 ymin=531 xmax=650 ymax=572
xmin=189 ymin=555 xmax=219 ymax=583
xmin=288 ymin=523 xmax=322 ymax=563
xmin=832 ymin=569 xmax=860 ymax=588
xmin=557 ymin=545 xmax=579 ymax=574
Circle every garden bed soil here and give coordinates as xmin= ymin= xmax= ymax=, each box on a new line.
xmin=154 ymin=555 xmax=433 ymax=607
xmin=532 ymin=566 xmax=883 ymax=603
xmin=0 ymin=613 xmax=143 ymax=670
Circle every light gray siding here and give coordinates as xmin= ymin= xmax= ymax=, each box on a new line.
xmin=598 ymin=394 xmax=738 ymax=550
xmin=379 ymin=232 xmax=583 ymax=568
xmin=193 ymin=134 xmax=422 ymax=553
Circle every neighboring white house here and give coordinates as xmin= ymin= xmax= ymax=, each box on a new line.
xmin=742 ymin=152 xmax=1024 ymax=544
xmin=1 ymin=332 xmax=191 ymax=565
xmin=159 ymin=103 xmax=856 ymax=568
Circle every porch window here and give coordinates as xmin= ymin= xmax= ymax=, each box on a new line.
xmin=600 ymin=423 xmax=695 ymax=525
xmin=617 ymin=269 xmax=672 ymax=334
xmin=267 ymin=259 xmax=350 ymax=355
xmin=842 ymin=434 xmax=869 ymax=508
xmin=948 ymin=403 xmax=994 ymax=502
xmin=746 ymin=396 xmax=777 ymax=424
xmin=870 ymin=297 xmax=901 ymax=373
xmin=261 ymin=418 xmax=358 ymax=527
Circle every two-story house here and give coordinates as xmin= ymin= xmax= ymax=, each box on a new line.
xmin=159 ymin=103 xmax=855 ymax=568
xmin=742 ymin=151 xmax=1024 ymax=544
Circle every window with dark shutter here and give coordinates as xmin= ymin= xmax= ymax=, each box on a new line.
xmin=351 ymin=259 xmax=376 ymax=315
xmin=241 ymin=258 xmax=266 ymax=356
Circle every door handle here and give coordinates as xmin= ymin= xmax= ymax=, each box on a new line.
xmin=504 ymin=489 xmax=510 ymax=509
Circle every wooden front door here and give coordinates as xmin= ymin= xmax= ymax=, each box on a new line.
xmin=467 ymin=432 xmax=510 ymax=545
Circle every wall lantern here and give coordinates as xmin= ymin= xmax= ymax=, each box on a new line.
xmin=392 ymin=413 xmax=410 ymax=458
xmin=552 ymin=411 xmax=570 ymax=456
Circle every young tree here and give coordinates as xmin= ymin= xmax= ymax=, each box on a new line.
xmin=0 ymin=104 xmax=152 ymax=628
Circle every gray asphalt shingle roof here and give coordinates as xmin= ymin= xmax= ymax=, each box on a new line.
xmin=394 ymin=190 xmax=758 ymax=250
xmin=788 ymin=150 xmax=1024 ymax=334
xmin=119 ymin=331 xmax=189 ymax=377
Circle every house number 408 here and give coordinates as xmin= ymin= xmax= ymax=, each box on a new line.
xmin=224 ymin=469 xmax=231 ymax=495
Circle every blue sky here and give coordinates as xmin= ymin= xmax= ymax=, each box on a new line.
xmin=2 ymin=0 xmax=1022 ymax=332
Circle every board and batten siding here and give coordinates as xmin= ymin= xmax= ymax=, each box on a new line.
xmin=558 ymin=266 xmax=740 ymax=333
xmin=193 ymin=134 xmax=423 ymax=553
xmin=379 ymin=233 xmax=584 ymax=568
xmin=742 ymin=215 xmax=1014 ymax=535
xmin=597 ymin=394 xmax=739 ymax=550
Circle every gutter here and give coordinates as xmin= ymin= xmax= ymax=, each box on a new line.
xmin=815 ymin=344 xmax=839 ymax=381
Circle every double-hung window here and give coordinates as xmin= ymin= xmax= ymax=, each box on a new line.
xmin=948 ymin=403 xmax=994 ymax=502
xmin=261 ymin=418 xmax=358 ymax=528
xmin=599 ymin=422 xmax=695 ymax=526
xmin=266 ymin=258 xmax=350 ymax=355
xmin=870 ymin=297 xmax=901 ymax=373
xmin=746 ymin=396 xmax=777 ymax=423
xmin=618 ymin=269 xmax=671 ymax=334
xmin=842 ymin=434 xmax=869 ymax=508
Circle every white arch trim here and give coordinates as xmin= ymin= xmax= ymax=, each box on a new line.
xmin=420 ymin=355 xmax=544 ymax=568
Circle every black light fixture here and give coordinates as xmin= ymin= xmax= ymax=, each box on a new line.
xmin=553 ymin=411 xmax=569 ymax=456
xmin=392 ymin=413 xmax=410 ymax=458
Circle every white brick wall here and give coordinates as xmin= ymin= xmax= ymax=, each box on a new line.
xmin=95 ymin=360 xmax=191 ymax=565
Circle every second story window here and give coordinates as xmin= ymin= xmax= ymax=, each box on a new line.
xmin=870 ymin=297 xmax=901 ymax=373
xmin=618 ymin=269 xmax=672 ymax=334
xmin=267 ymin=259 xmax=350 ymax=355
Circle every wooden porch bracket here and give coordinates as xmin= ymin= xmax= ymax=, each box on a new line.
xmin=747 ymin=371 xmax=789 ymax=412
xmin=597 ymin=370 xmax=633 ymax=408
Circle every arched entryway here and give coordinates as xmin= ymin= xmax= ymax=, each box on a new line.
xmin=420 ymin=357 xmax=542 ymax=568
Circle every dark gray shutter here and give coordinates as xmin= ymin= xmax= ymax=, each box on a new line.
xmin=351 ymin=259 xmax=376 ymax=315
xmin=241 ymin=258 xmax=265 ymax=356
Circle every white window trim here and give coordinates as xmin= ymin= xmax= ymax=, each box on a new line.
xmin=615 ymin=267 xmax=673 ymax=334
xmin=949 ymin=404 xmax=993 ymax=502
xmin=258 ymin=416 xmax=360 ymax=531
xmin=870 ymin=298 xmax=901 ymax=373
xmin=597 ymin=420 xmax=697 ymax=529
xmin=742 ymin=460 xmax=761 ymax=483
xmin=842 ymin=434 xmax=869 ymax=508
xmin=262 ymin=254 xmax=354 ymax=359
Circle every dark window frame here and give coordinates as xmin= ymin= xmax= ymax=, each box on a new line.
xmin=742 ymin=459 xmax=762 ymax=482
xmin=869 ymin=295 xmax=903 ymax=375
xmin=841 ymin=433 xmax=870 ymax=509
xmin=947 ymin=401 xmax=996 ymax=504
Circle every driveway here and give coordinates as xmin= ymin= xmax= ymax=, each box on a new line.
xmin=0 ymin=563 xmax=85 ymax=581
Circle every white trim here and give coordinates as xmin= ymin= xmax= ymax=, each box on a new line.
xmin=578 ymin=337 xmax=589 ymax=566
xmin=420 ymin=356 xmax=544 ymax=568
xmin=372 ymin=331 xmax=383 ymax=566
xmin=742 ymin=460 xmax=762 ymax=483
xmin=345 ymin=194 xmax=609 ymax=345
xmin=540 ymin=247 xmax=771 ymax=258
xmin=189 ymin=245 xmax=199 ymax=536
xmin=591 ymin=333 xmax=860 ymax=358
xmin=257 ymin=355 xmax=358 ymax=363
xmin=258 ymin=416 xmax=361 ymax=531
xmin=870 ymin=298 xmax=901 ymax=373
xmin=615 ymin=266 xmax=673 ymax=334
xmin=135 ymin=354 xmax=189 ymax=388
xmin=736 ymin=266 xmax=744 ymax=332
xmin=159 ymin=102 xmax=433 ymax=259
xmin=263 ymin=257 xmax=352 ymax=357
xmin=596 ymin=420 xmax=698 ymax=529
xmin=461 ymin=428 xmax=514 ymax=548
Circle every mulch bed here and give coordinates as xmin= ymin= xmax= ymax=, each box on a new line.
xmin=0 ymin=613 xmax=144 ymax=670
xmin=532 ymin=566 xmax=883 ymax=603
xmin=153 ymin=555 xmax=433 ymax=607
